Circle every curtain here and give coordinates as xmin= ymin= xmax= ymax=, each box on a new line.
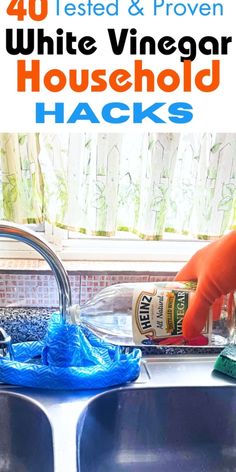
xmin=0 ymin=132 xmax=235 ymax=239
xmin=166 ymin=133 xmax=236 ymax=238
xmin=0 ymin=133 xmax=43 ymax=223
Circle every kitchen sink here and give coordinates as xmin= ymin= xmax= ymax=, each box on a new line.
xmin=1 ymin=355 xmax=236 ymax=472
xmin=77 ymin=385 xmax=236 ymax=472
xmin=0 ymin=391 xmax=54 ymax=472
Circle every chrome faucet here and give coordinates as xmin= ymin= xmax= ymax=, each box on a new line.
xmin=0 ymin=221 xmax=71 ymax=322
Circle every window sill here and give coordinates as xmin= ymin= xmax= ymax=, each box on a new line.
xmin=0 ymin=238 xmax=208 ymax=262
xmin=0 ymin=258 xmax=182 ymax=275
xmin=0 ymin=238 xmax=209 ymax=274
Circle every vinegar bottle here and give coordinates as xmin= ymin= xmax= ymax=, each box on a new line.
xmin=69 ymin=282 xmax=236 ymax=347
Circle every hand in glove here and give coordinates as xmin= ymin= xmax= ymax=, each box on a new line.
xmin=175 ymin=231 xmax=236 ymax=338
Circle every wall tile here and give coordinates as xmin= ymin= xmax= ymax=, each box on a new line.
xmin=80 ymin=274 xmax=149 ymax=305
xmin=0 ymin=272 xmax=175 ymax=308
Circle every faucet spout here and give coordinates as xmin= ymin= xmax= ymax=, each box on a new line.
xmin=0 ymin=221 xmax=71 ymax=322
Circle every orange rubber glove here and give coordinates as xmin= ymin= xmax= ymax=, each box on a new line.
xmin=175 ymin=231 xmax=236 ymax=338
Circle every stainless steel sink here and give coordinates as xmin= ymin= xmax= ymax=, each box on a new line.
xmin=77 ymin=360 xmax=236 ymax=472
xmin=1 ymin=355 xmax=236 ymax=472
xmin=0 ymin=391 xmax=54 ymax=472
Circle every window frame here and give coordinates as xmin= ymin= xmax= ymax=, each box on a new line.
xmin=0 ymin=222 xmax=209 ymax=265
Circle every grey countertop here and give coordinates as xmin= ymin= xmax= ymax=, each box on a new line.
xmin=0 ymin=307 xmax=223 ymax=355
xmin=0 ymin=307 xmax=52 ymax=343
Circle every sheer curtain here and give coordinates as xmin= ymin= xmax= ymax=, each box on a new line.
xmin=0 ymin=133 xmax=43 ymax=223
xmin=0 ymin=132 xmax=235 ymax=239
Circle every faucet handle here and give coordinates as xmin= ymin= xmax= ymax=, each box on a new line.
xmin=0 ymin=327 xmax=14 ymax=360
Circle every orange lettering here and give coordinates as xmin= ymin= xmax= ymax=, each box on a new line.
xmin=109 ymin=69 xmax=132 ymax=92
xmin=157 ymin=69 xmax=180 ymax=92
xmin=44 ymin=69 xmax=66 ymax=92
xmin=195 ymin=60 xmax=220 ymax=92
xmin=17 ymin=60 xmax=40 ymax=91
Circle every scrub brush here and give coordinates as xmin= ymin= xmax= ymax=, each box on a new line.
xmin=214 ymin=345 xmax=236 ymax=379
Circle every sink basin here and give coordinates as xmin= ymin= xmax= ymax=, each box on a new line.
xmin=0 ymin=391 xmax=54 ymax=472
xmin=77 ymin=386 xmax=236 ymax=472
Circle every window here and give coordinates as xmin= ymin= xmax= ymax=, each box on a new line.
xmin=0 ymin=132 xmax=235 ymax=264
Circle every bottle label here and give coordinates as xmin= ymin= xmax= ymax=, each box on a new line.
xmin=132 ymin=282 xmax=207 ymax=345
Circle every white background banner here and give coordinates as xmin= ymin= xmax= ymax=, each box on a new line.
xmin=0 ymin=0 xmax=235 ymax=132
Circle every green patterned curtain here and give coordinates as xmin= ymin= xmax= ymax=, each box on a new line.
xmin=0 ymin=133 xmax=43 ymax=223
xmin=166 ymin=133 xmax=236 ymax=238
xmin=0 ymin=132 xmax=235 ymax=239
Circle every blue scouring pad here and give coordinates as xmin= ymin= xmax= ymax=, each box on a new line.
xmin=214 ymin=345 xmax=236 ymax=379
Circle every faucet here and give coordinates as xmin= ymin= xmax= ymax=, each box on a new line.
xmin=0 ymin=221 xmax=72 ymax=322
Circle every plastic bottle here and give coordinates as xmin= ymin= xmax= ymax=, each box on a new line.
xmin=69 ymin=282 xmax=236 ymax=347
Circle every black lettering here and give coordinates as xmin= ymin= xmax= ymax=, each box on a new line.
xmin=157 ymin=320 xmax=163 ymax=329
xmin=221 ymin=36 xmax=232 ymax=54
xmin=198 ymin=36 xmax=219 ymax=56
xmin=158 ymin=36 xmax=176 ymax=56
xmin=108 ymin=28 xmax=129 ymax=55
xmin=6 ymin=29 xmax=35 ymax=55
xmin=141 ymin=320 xmax=152 ymax=330
xmin=178 ymin=36 xmax=196 ymax=62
